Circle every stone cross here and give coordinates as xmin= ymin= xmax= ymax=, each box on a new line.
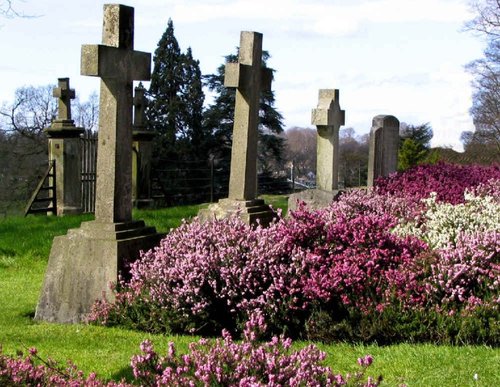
xmin=311 ymin=89 xmax=345 ymax=191
xmin=53 ymin=78 xmax=75 ymax=122
xmin=224 ymin=31 xmax=272 ymax=200
xmin=81 ymin=4 xmax=151 ymax=223
xmin=367 ymin=115 xmax=400 ymax=187
xmin=45 ymin=77 xmax=84 ymax=216
xmin=133 ymin=84 xmax=147 ymax=130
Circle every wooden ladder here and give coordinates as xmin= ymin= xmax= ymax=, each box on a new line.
xmin=24 ymin=160 xmax=57 ymax=216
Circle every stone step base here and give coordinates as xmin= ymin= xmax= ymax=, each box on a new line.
xmin=198 ymin=198 xmax=277 ymax=227
xmin=35 ymin=220 xmax=162 ymax=323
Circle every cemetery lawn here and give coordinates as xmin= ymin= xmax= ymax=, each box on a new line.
xmin=0 ymin=200 xmax=499 ymax=386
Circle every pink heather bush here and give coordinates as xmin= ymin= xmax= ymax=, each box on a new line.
xmin=90 ymin=196 xmax=427 ymax=334
xmin=1 ymin=319 xmax=381 ymax=386
xmin=0 ymin=347 xmax=128 ymax=386
xmin=90 ymin=216 xmax=307 ymax=335
xmin=424 ymin=230 xmax=500 ymax=309
xmin=130 ymin=311 xmax=381 ymax=386
xmin=281 ymin=202 xmax=428 ymax=312
xmin=89 ymin=164 xmax=500 ymax=343
xmin=375 ymin=162 xmax=500 ymax=204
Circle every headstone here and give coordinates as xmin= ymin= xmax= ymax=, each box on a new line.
xmin=132 ymin=84 xmax=154 ymax=208
xmin=367 ymin=115 xmax=400 ymax=187
xmin=199 ymin=31 xmax=275 ymax=226
xmin=288 ymin=89 xmax=345 ymax=212
xmin=35 ymin=4 xmax=162 ymax=323
xmin=312 ymin=89 xmax=345 ymax=191
xmin=45 ymin=78 xmax=84 ymax=215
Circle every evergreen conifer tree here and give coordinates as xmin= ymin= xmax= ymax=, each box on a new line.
xmin=179 ymin=47 xmax=205 ymax=160
xmin=146 ymin=19 xmax=205 ymax=162
xmin=398 ymin=123 xmax=433 ymax=170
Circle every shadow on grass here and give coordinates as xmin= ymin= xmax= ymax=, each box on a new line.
xmin=112 ymin=366 xmax=135 ymax=383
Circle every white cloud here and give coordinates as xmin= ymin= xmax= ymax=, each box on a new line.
xmin=169 ymin=0 xmax=472 ymax=37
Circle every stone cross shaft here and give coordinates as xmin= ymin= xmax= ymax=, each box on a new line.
xmin=133 ymin=85 xmax=147 ymax=129
xmin=311 ymin=89 xmax=345 ymax=191
xmin=53 ymin=78 xmax=75 ymax=121
xmin=224 ymin=31 xmax=272 ymax=201
xmin=81 ymin=4 xmax=151 ymax=223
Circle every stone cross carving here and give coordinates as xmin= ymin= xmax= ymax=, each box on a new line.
xmin=311 ymin=89 xmax=345 ymax=191
xmin=367 ymin=115 xmax=400 ymax=187
xmin=224 ymin=31 xmax=272 ymax=200
xmin=81 ymin=4 xmax=151 ymax=223
xmin=133 ymin=84 xmax=147 ymax=129
xmin=53 ymin=78 xmax=75 ymax=122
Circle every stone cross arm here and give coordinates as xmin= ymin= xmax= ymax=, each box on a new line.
xmin=311 ymin=89 xmax=345 ymax=128
xmin=81 ymin=45 xmax=151 ymax=81
xmin=224 ymin=62 xmax=272 ymax=93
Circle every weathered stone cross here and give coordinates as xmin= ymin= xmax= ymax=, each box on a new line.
xmin=53 ymin=78 xmax=75 ymax=122
xmin=81 ymin=4 xmax=151 ymax=223
xmin=311 ymin=89 xmax=345 ymax=191
xmin=224 ymin=31 xmax=272 ymax=200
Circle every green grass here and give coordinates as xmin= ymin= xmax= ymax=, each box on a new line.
xmin=0 ymin=198 xmax=499 ymax=386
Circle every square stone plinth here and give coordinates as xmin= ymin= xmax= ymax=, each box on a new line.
xmin=35 ymin=220 xmax=162 ymax=323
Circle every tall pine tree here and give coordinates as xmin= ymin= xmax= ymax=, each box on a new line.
xmin=179 ymin=47 xmax=205 ymax=160
xmin=146 ymin=19 xmax=205 ymax=162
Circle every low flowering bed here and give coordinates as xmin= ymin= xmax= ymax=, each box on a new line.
xmin=89 ymin=163 xmax=500 ymax=345
xmin=0 ymin=314 xmax=380 ymax=386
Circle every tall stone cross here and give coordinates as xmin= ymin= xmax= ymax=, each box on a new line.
xmin=81 ymin=4 xmax=151 ymax=223
xmin=224 ymin=31 xmax=272 ymax=200
xmin=311 ymin=89 xmax=345 ymax=191
xmin=53 ymin=78 xmax=75 ymax=122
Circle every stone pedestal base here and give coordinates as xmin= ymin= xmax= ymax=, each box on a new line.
xmin=288 ymin=189 xmax=343 ymax=212
xmin=35 ymin=220 xmax=162 ymax=323
xmin=198 ymin=198 xmax=276 ymax=227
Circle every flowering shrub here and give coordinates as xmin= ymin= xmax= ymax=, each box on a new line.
xmin=89 ymin=163 xmax=500 ymax=344
xmin=90 ymin=200 xmax=427 ymax=335
xmin=394 ymin=189 xmax=500 ymax=249
xmin=0 ymin=347 xmax=128 ymax=386
xmin=1 ymin=318 xmax=381 ymax=386
xmin=424 ymin=231 xmax=499 ymax=309
xmin=89 ymin=216 xmax=307 ymax=336
xmin=284 ymin=204 xmax=427 ymax=312
xmin=130 ymin=311 xmax=381 ymax=386
xmin=375 ymin=162 xmax=500 ymax=204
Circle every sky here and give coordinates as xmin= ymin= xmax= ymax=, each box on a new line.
xmin=0 ymin=0 xmax=487 ymax=150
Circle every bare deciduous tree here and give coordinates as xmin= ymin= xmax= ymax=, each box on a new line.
xmin=283 ymin=127 xmax=316 ymax=179
xmin=464 ymin=0 xmax=500 ymax=153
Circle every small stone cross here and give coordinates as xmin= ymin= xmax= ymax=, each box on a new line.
xmin=133 ymin=84 xmax=147 ymax=130
xmin=53 ymin=78 xmax=75 ymax=121
xmin=81 ymin=4 xmax=151 ymax=223
xmin=224 ymin=31 xmax=272 ymax=200
xmin=311 ymin=89 xmax=345 ymax=191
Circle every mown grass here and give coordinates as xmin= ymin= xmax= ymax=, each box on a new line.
xmin=0 ymin=197 xmax=499 ymax=386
